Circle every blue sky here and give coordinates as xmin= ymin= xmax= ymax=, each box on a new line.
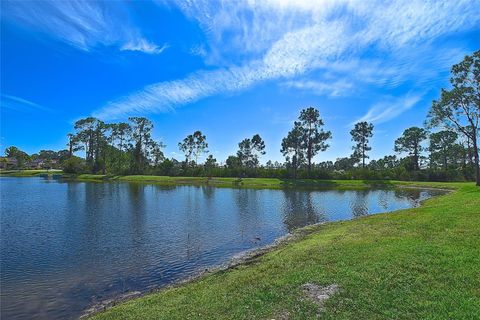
xmin=1 ymin=0 xmax=479 ymax=163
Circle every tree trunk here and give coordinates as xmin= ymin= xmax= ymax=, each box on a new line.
xmin=468 ymin=144 xmax=475 ymax=171
xmin=102 ymin=145 xmax=107 ymax=175
xmin=461 ymin=148 xmax=467 ymax=175
xmin=293 ymin=154 xmax=298 ymax=180
xmin=307 ymin=125 xmax=312 ymax=175
xmin=414 ymin=143 xmax=421 ymax=171
xmin=307 ymin=144 xmax=312 ymax=175
xmin=362 ymin=146 xmax=365 ymax=168
xmin=472 ymin=134 xmax=480 ymax=186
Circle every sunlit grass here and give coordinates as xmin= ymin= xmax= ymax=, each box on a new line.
xmin=0 ymin=169 xmax=62 ymax=177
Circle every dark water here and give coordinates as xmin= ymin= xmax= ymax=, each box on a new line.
xmin=0 ymin=177 xmax=445 ymax=319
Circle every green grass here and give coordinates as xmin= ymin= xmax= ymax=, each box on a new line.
xmin=72 ymin=174 xmax=462 ymax=190
xmin=0 ymin=169 xmax=62 ymax=177
xmin=90 ymin=182 xmax=479 ymax=319
xmin=62 ymin=174 xmax=466 ymax=190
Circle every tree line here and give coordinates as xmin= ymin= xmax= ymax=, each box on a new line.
xmin=3 ymin=51 xmax=479 ymax=185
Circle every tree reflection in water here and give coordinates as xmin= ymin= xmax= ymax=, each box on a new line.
xmin=281 ymin=190 xmax=327 ymax=232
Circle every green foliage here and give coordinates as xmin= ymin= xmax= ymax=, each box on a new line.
xmin=299 ymin=107 xmax=332 ymax=173
xmin=66 ymin=133 xmax=83 ymax=157
xmin=429 ymin=130 xmax=458 ymax=169
xmin=350 ymin=121 xmax=374 ymax=168
xmin=178 ymin=130 xmax=208 ymax=164
xmin=237 ymin=134 xmax=265 ymax=168
xmin=109 ymin=122 xmax=132 ymax=151
xmin=281 ymin=107 xmax=332 ymax=177
xmin=73 ymin=117 xmax=101 ymax=169
xmin=152 ymin=158 xmax=179 ymax=176
xmin=281 ymin=121 xmax=305 ymax=179
xmin=62 ymin=156 xmax=86 ymax=174
xmin=394 ymin=127 xmax=427 ymax=171
xmin=204 ymin=154 xmax=217 ymax=177
xmin=226 ymin=155 xmax=241 ymax=169
xmin=428 ymin=50 xmax=480 ymax=185
xmin=129 ymin=117 xmax=155 ymax=174
xmin=5 ymin=146 xmax=25 ymax=158
xmin=333 ymin=156 xmax=356 ymax=171
xmin=4 ymin=146 xmax=29 ymax=168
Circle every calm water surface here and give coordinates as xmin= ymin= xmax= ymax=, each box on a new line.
xmin=0 ymin=177 xmax=445 ymax=319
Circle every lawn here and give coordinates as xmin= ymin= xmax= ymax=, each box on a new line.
xmin=0 ymin=169 xmax=62 ymax=177
xmin=90 ymin=182 xmax=479 ymax=319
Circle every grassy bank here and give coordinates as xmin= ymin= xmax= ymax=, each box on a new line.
xmin=0 ymin=169 xmax=63 ymax=177
xmin=67 ymin=174 xmax=465 ymax=190
xmin=90 ymin=182 xmax=479 ymax=319
xmin=75 ymin=174 xmax=379 ymax=189
xmin=0 ymin=171 xmax=468 ymax=190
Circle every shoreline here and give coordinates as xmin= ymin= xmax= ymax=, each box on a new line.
xmin=88 ymin=183 xmax=478 ymax=319
xmin=0 ymin=170 xmax=464 ymax=192
xmin=82 ymin=185 xmax=452 ymax=319
xmin=81 ymin=224 xmax=325 ymax=318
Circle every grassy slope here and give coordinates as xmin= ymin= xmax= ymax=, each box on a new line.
xmin=91 ymin=182 xmax=479 ymax=320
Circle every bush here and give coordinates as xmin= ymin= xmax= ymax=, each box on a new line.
xmin=62 ymin=157 xmax=86 ymax=174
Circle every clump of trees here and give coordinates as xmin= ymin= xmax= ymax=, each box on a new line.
xmin=4 ymin=146 xmax=30 ymax=168
xmin=222 ymin=134 xmax=266 ymax=177
xmin=428 ymin=130 xmax=458 ymax=170
xmin=281 ymin=107 xmax=331 ymax=178
xmin=60 ymin=117 xmax=165 ymax=174
xmin=2 ymin=146 xmax=69 ymax=170
xmin=427 ymin=50 xmax=479 ymax=186
xmin=178 ymin=130 xmax=208 ymax=165
xmin=281 ymin=121 xmax=305 ymax=179
xmin=237 ymin=134 xmax=266 ymax=168
xmin=3 ymin=51 xmax=479 ymax=185
xmin=394 ymin=127 xmax=427 ymax=171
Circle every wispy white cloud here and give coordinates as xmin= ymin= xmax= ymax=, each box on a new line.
xmin=173 ymin=0 xmax=319 ymax=63
xmin=175 ymin=0 xmax=478 ymax=62
xmin=94 ymin=0 xmax=479 ymax=119
xmin=189 ymin=44 xmax=208 ymax=58
xmin=121 ymin=41 xmax=169 ymax=55
xmin=94 ymin=62 xmax=265 ymax=118
xmin=283 ymin=79 xmax=354 ymax=97
xmin=94 ymin=19 xmax=351 ymax=119
xmin=1 ymin=94 xmax=52 ymax=113
xmin=2 ymin=0 xmax=165 ymax=54
xmin=284 ymin=45 xmax=469 ymax=97
xmin=351 ymin=93 xmax=423 ymax=125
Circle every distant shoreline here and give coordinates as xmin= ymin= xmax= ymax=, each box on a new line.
xmin=0 ymin=169 xmax=463 ymax=191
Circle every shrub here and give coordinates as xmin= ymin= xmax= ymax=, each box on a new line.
xmin=62 ymin=157 xmax=86 ymax=174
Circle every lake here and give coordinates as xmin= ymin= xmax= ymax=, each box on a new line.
xmin=0 ymin=177 xmax=445 ymax=319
